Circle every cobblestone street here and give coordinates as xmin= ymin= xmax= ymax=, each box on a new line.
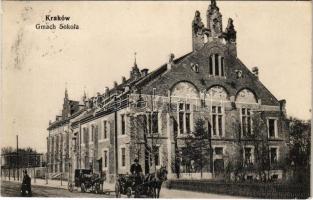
xmin=1 ymin=178 xmax=242 ymax=198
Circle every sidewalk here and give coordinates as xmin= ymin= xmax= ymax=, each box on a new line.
xmin=1 ymin=176 xmax=115 ymax=191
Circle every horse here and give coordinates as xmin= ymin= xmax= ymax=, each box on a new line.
xmin=144 ymin=166 xmax=168 ymax=198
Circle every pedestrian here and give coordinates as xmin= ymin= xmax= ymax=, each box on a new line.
xmin=130 ymin=158 xmax=143 ymax=186
xmin=21 ymin=170 xmax=32 ymax=196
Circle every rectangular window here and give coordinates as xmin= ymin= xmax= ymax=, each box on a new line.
xmin=209 ymin=56 xmax=213 ymax=75
xmin=244 ymin=147 xmax=253 ymax=165
xmin=147 ymin=114 xmax=151 ymax=134
xmin=215 ymin=147 xmax=223 ymax=155
xmin=91 ymin=125 xmax=94 ymax=142
xmin=212 ymin=106 xmax=223 ymax=136
xmin=215 ymin=54 xmax=219 ymax=76
xmin=185 ymin=104 xmax=190 ymax=111
xmin=121 ymin=148 xmax=126 ymax=167
xmin=186 ymin=113 xmax=191 ymax=133
xmin=270 ymin=147 xmax=278 ymax=165
xmin=208 ymin=121 xmax=212 ymax=137
xmin=121 ymin=114 xmax=125 ymax=135
xmin=154 ymin=146 xmax=160 ymax=166
xmin=241 ymin=108 xmax=252 ymax=136
xmin=103 ymin=121 xmax=107 ymax=139
xmin=212 ymin=115 xmax=217 ymax=135
xmin=179 ymin=112 xmax=184 ymax=134
xmin=268 ymin=119 xmax=276 ymax=138
xmin=221 ymin=57 xmax=224 ymax=76
xmin=178 ymin=103 xmax=192 ymax=134
xmin=104 ymin=150 xmax=108 ymax=168
xmin=218 ymin=115 xmax=223 ymax=136
xmin=152 ymin=112 xmax=158 ymax=133
xmin=179 ymin=103 xmax=184 ymax=111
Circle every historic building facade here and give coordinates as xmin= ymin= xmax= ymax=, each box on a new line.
xmin=47 ymin=0 xmax=289 ymax=182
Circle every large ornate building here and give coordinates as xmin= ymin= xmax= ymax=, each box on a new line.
xmin=47 ymin=0 xmax=289 ymax=182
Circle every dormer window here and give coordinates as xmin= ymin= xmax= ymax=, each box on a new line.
xmin=209 ymin=54 xmax=225 ymax=77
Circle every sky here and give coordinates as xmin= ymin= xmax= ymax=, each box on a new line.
xmin=1 ymin=1 xmax=311 ymax=153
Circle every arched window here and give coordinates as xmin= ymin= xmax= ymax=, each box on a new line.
xmin=206 ymin=86 xmax=229 ymax=101
xmin=236 ymin=89 xmax=257 ymax=103
xmin=209 ymin=54 xmax=225 ymax=77
xmin=171 ymin=82 xmax=199 ymax=98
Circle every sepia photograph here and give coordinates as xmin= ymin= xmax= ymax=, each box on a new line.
xmin=1 ymin=0 xmax=311 ymax=198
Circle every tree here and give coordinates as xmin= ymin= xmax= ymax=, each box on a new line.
xmin=183 ymin=118 xmax=211 ymax=178
xmin=288 ymin=117 xmax=310 ymax=183
xmin=1 ymin=147 xmax=41 ymax=168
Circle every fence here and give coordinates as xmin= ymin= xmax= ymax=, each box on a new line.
xmin=1 ymin=167 xmax=46 ymax=182
xmin=165 ymin=179 xmax=310 ymax=199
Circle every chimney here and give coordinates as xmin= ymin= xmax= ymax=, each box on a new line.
xmin=113 ymin=81 xmax=118 ymax=88
xmin=279 ymin=99 xmax=287 ymax=117
xmin=252 ymin=67 xmax=259 ymax=79
xmin=105 ymin=87 xmax=109 ymax=95
xmin=141 ymin=68 xmax=149 ymax=76
xmin=122 ymin=76 xmax=127 ymax=84
xmin=167 ymin=53 xmax=175 ymax=70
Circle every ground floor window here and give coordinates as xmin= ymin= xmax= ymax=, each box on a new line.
xmin=269 ymin=147 xmax=278 ymax=166
xmin=104 ymin=150 xmax=108 ymax=168
xmin=121 ymin=148 xmax=126 ymax=167
xmin=243 ymin=147 xmax=254 ymax=166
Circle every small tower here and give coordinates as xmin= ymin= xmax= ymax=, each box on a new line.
xmin=192 ymin=10 xmax=206 ymax=51
xmin=207 ymin=0 xmax=223 ymax=40
xmin=130 ymin=52 xmax=141 ymax=80
xmin=64 ymin=87 xmax=69 ymax=101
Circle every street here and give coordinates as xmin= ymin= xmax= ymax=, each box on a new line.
xmin=0 ymin=181 xmax=114 ymax=198
xmin=1 ymin=180 xmax=241 ymax=198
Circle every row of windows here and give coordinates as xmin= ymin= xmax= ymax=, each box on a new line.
xmin=240 ymin=108 xmax=278 ymax=138
xmin=173 ymin=105 xmax=278 ymax=139
xmin=190 ymin=54 xmax=225 ymax=77
xmin=118 ymin=146 xmax=161 ymax=169
xmin=243 ymin=146 xmax=278 ymax=166
xmin=209 ymin=54 xmax=225 ymax=76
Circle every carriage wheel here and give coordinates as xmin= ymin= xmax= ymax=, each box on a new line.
xmin=126 ymin=187 xmax=132 ymax=198
xmin=115 ymin=182 xmax=121 ymax=198
xmin=95 ymin=183 xmax=101 ymax=194
xmin=68 ymin=182 xmax=74 ymax=192
xmin=81 ymin=183 xmax=86 ymax=193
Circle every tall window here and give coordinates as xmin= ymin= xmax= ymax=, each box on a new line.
xmin=154 ymin=146 xmax=160 ymax=166
xmin=143 ymin=112 xmax=158 ymax=134
xmin=178 ymin=103 xmax=192 ymax=134
xmin=104 ymin=150 xmax=108 ymax=168
xmin=241 ymin=108 xmax=252 ymax=136
xmin=212 ymin=106 xmax=223 ymax=136
xmin=121 ymin=114 xmax=125 ymax=135
xmin=269 ymin=147 xmax=278 ymax=165
xmin=209 ymin=54 xmax=225 ymax=77
xmin=151 ymin=112 xmax=158 ymax=133
xmin=103 ymin=121 xmax=107 ymax=139
xmin=268 ymin=119 xmax=277 ymax=138
xmin=244 ymin=147 xmax=254 ymax=165
xmin=91 ymin=125 xmax=94 ymax=142
xmin=121 ymin=148 xmax=126 ymax=167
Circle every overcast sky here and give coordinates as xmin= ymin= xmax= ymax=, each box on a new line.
xmin=2 ymin=1 xmax=311 ymax=152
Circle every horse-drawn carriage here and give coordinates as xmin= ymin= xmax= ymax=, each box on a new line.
xmin=115 ymin=166 xmax=168 ymax=198
xmin=68 ymin=169 xmax=105 ymax=193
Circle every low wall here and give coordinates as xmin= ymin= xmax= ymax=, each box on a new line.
xmin=165 ymin=180 xmax=310 ymax=199
xmin=168 ymin=172 xmax=213 ymax=180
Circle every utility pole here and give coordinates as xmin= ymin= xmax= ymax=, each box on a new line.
xmin=151 ymin=89 xmax=157 ymax=177
xmin=16 ymin=135 xmax=19 ymax=181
